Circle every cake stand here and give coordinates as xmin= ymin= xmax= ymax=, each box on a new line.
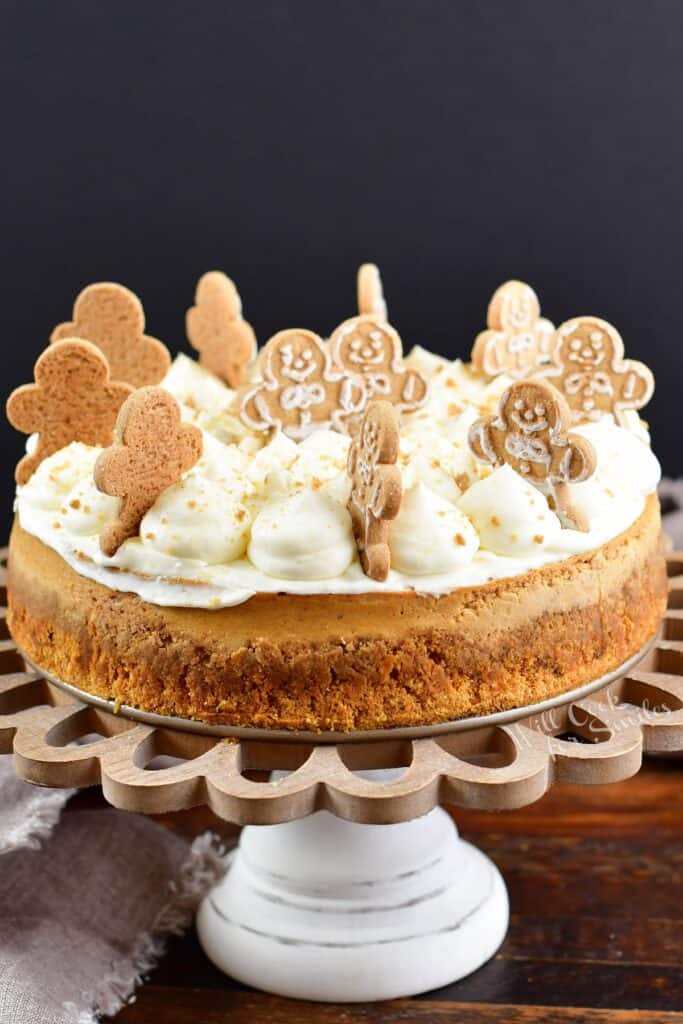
xmin=1 ymin=547 xmax=682 ymax=1002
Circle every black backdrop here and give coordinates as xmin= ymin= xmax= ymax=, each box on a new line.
xmin=2 ymin=1 xmax=682 ymax=538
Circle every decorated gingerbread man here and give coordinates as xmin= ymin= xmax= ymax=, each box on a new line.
xmin=6 ymin=339 xmax=133 ymax=484
xmin=536 ymin=316 xmax=654 ymax=426
xmin=347 ymin=400 xmax=403 ymax=581
xmin=238 ymin=328 xmax=366 ymax=440
xmin=51 ymin=282 xmax=171 ymax=388
xmin=468 ymin=379 xmax=596 ymax=530
xmin=328 ymin=316 xmax=428 ymax=422
xmin=471 ymin=280 xmax=554 ymax=380
xmin=186 ymin=271 xmax=257 ymax=388
xmin=94 ymin=387 xmax=203 ymax=556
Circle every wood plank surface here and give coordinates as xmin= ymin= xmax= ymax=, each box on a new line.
xmin=118 ymin=989 xmax=683 ymax=1023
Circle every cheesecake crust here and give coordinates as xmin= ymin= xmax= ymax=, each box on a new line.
xmin=7 ymin=495 xmax=667 ymax=732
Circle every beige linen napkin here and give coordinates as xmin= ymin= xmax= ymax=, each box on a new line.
xmin=0 ymin=757 xmax=226 ymax=1023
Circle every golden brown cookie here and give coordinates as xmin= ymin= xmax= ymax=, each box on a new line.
xmin=6 ymin=339 xmax=133 ymax=484
xmin=186 ymin=271 xmax=257 ymax=388
xmin=357 ymin=263 xmax=388 ymax=321
xmin=468 ymin=379 xmax=596 ymax=530
xmin=51 ymin=282 xmax=171 ymax=388
xmin=94 ymin=387 xmax=203 ymax=556
xmin=347 ymin=399 xmax=403 ymax=580
xmin=238 ymin=328 xmax=366 ymax=440
xmin=536 ymin=315 xmax=654 ymax=426
xmin=328 ymin=316 xmax=428 ymax=422
xmin=471 ymin=280 xmax=554 ymax=380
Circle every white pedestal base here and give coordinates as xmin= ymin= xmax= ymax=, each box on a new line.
xmin=197 ymin=784 xmax=508 ymax=1002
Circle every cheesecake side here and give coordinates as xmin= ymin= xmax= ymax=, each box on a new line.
xmin=7 ymin=494 xmax=667 ymax=732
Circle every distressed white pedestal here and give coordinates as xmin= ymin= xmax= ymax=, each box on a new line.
xmin=197 ymin=774 xmax=508 ymax=1002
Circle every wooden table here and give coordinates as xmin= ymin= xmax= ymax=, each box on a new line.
xmin=106 ymin=757 xmax=682 ymax=1023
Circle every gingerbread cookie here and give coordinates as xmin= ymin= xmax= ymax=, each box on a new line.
xmin=328 ymin=316 xmax=428 ymax=420
xmin=238 ymin=328 xmax=366 ymax=440
xmin=471 ymin=280 xmax=554 ymax=380
xmin=186 ymin=271 xmax=257 ymax=388
xmin=94 ymin=387 xmax=203 ymax=556
xmin=347 ymin=399 xmax=403 ymax=581
xmin=468 ymin=379 xmax=596 ymax=530
xmin=51 ymin=282 xmax=171 ymax=388
xmin=536 ymin=315 xmax=654 ymax=426
xmin=6 ymin=339 xmax=133 ymax=484
xmin=357 ymin=263 xmax=388 ymax=321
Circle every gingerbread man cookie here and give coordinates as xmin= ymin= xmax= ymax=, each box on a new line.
xmin=6 ymin=339 xmax=133 ymax=484
xmin=471 ymin=280 xmax=554 ymax=380
xmin=468 ymin=379 xmax=596 ymax=531
xmin=357 ymin=263 xmax=388 ymax=321
xmin=94 ymin=387 xmax=203 ymax=556
xmin=186 ymin=271 xmax=257 ymax=388
xmin=328 ymin=316 xmax=428 ymax=421
xmin=347 ymin=400 xmax=403 ymax=581
xmin=238 ymin=328 xmax=366 ymax=440
xmin=51 ymin=282 xmax=171 ymax=388
xmin=536 ymin=315 xmax=654 ymax=426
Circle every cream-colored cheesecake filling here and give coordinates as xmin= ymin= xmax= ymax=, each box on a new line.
xmin=14 ymin=350 xmax=660 ymax=609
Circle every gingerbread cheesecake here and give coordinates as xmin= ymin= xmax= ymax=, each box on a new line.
xmin=6 ymin=272 xmax=667 ymax=732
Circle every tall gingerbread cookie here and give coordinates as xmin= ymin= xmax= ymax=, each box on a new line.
xmin=238 ymin=328 xmax=366 ymax=440
xmin=94 ymin=387 xmax=203 ymax=556
xmin=536 ymin=315 xmax=654 ymax=426
xmin=328 ymin=315 xmax=428 ymax=419
xmin=357 ymin=263 xmax=388 ymax=322
xmin=471 ymin=280 xmax=554 ymax=380
xmin=51 ymin=282 xmax=171 ymax=388
xmin=6 ymin=339 xmax=132 ymax=484
xmin=468 ymin=379 xmax=596 ymax=531
xmin=347 ymin=400 xmax=403 ymax=581
xmin=186 ymin=271 xmax=257 ymax=388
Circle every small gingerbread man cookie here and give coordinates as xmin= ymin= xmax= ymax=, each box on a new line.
xmin=468 ymin=379 xmax=596 ymax=531
xmin=94 ymin=387 xmax=203 ymax=556
xmin=536 ymin=315 xmax=654 ymax=426
xmin=51 ymin=282 xmax=171 ymax=388
xmin=471 ymin=280 xmax=554 ymax=380
xmin=328 ymin=316 xmax=428 ymax=420
xmin=6 ymin=339 xmax=133 ymax=484
xmin=186 ymin=271 xmax=257 ymax=388
xmin=238 ymin=328 xmax=366 ymax=440
xmin=347 ymin=400 xmax=403 ymax=581
xmin=357 ymin=263 xmax=388 ymax=321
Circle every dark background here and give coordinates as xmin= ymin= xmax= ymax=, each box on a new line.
xmin=2 ymin=1 xmax=682 ymax=538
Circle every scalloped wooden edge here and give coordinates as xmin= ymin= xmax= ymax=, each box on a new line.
xmin=0 ymin=548 xmax=681 ymax=826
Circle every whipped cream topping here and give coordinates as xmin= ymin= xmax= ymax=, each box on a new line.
xmin=458 ymin=465 xmax=562 ymax=556
xmin=15 ymin=349 xmax=661 ymax=608
xmin=249 ymin=488 xmax=356 ymax=579
xmin=390 ymin=483 xmax=479 ymax=574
